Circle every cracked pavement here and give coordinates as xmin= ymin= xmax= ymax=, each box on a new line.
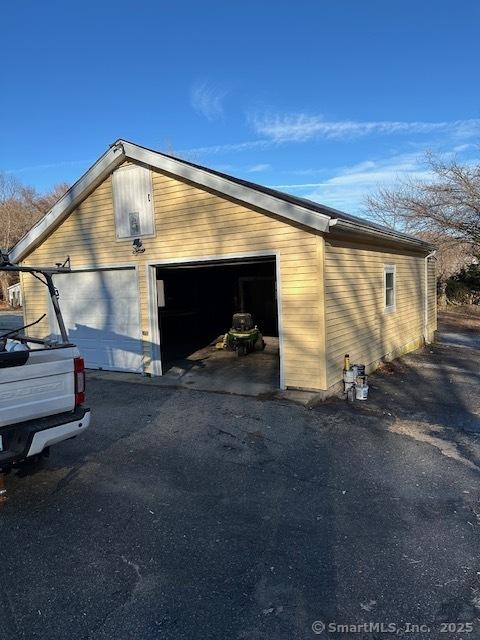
xmin=0 ymin=312 xmax=479 ymax=639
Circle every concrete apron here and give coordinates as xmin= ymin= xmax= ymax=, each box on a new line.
xmin=86 ymin=336 xmax=321 ymax=406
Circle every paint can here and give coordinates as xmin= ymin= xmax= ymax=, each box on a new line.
xmin=353 ymin=364 xmax=365 ymax=377
xmin=355 ymin=383 xmax=369 ymax=400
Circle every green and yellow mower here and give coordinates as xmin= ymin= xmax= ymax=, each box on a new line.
xmin=217 ymin=313 xmax=266 ymax=357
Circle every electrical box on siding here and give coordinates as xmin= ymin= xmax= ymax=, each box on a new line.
xmin=112 ymin=164 xmax=155 ymax=239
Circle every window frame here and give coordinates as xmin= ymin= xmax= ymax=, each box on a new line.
xmin=384 ymin=264 xmax=396 ymax=313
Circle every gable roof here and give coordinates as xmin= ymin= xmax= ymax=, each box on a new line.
xmin=9 ymin=139 xmax=433 ymax=262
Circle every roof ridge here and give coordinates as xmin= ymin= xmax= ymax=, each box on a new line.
xmin=9 ymin=139 xmax=433 ymax=263
xmin=116 ymin=139 xmax=432 ymax=248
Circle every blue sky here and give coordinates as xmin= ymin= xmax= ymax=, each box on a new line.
xmin=1 ymin=0 xmax=479 ymax=216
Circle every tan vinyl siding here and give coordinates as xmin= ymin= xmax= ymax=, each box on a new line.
xmin=324 ymin=237 xmax=426 ymax=388
xmin=21 ymin=162 xmax=325 ymax=390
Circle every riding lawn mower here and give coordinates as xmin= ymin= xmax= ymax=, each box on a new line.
xmin=217 ymin=313 xmax=266 ymax=357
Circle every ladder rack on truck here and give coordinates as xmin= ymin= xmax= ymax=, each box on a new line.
xmin=0 ymin=253 xmax=91 ymax=504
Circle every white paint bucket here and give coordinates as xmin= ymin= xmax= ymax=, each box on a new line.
xmin=355 ymin=384 xmax=369 ymax=401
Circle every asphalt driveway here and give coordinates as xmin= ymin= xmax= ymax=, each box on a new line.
xmin=0 ymin=311 xmax=479 ymax=639
xmin=0 ymin=310 xmax=23 ymax=333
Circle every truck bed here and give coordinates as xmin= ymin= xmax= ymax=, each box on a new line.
xmin=0 ymin=345 xmax=78 ymax=428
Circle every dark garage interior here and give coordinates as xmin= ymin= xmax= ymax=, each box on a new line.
xmin=155 ymin=257 xmax=280 ymax=390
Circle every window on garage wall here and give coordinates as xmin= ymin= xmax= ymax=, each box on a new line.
xmin=384 ymin=264 xmax=396 ymax=312
xmin=112 ymin=164 xmax=155 ymax=239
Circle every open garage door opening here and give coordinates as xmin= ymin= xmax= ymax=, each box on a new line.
xmin=155 ymin=257 xmax=280 ymax=393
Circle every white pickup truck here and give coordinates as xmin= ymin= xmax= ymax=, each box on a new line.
xmin=0 ymin=256 xmax=91 ymax=477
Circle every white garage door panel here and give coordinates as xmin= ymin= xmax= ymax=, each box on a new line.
xmin=52 ymin=269 xmax=143 ymax=373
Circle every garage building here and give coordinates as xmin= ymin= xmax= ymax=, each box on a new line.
xmin=10 ymin=140 xmax=436 ymax=394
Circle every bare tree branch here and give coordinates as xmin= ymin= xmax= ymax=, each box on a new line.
xmin=0 ymin=175 xmax=68 ymax=302
xmin=365 ymin=152 xmax=480 ymax=281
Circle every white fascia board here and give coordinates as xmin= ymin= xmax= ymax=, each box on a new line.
xmin=10 ymin=143 xmax=126 ymax=263
xmin=120 ymin=141 xmax=330 ymax=233
xmin=329 ymin=218 xmax=434 ymax=252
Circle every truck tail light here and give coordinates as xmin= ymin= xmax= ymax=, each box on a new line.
xmin=74 ymin=357 xmax=86 ymax=406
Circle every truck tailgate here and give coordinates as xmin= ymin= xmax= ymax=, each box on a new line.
xmin=0 ymin=347 xmax=77 ymax=428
